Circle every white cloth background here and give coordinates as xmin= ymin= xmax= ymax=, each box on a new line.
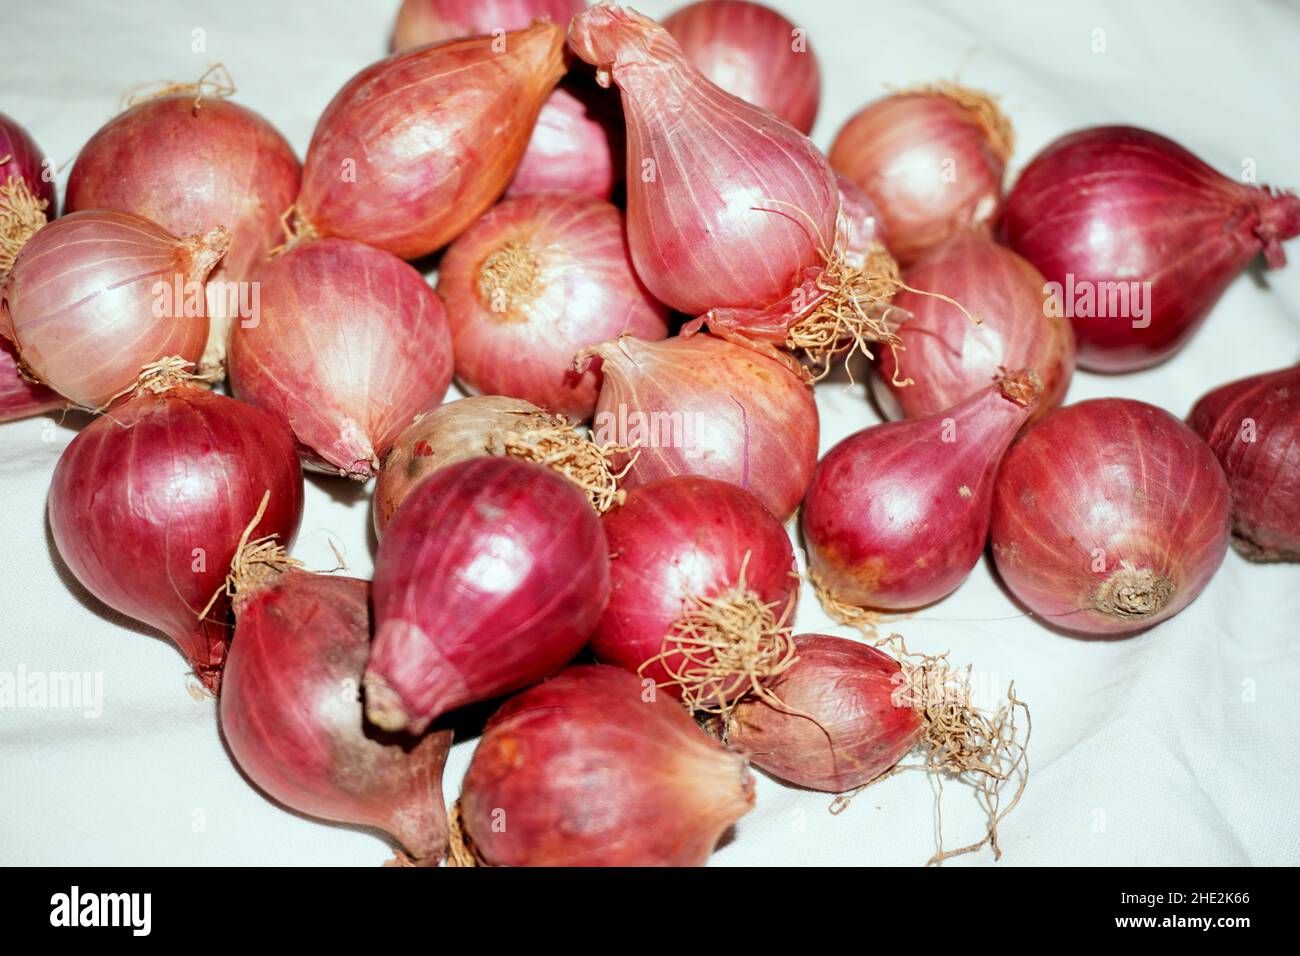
xmin=2 ymin=0 xmax=1298 ymax=866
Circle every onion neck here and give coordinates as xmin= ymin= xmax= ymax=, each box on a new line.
xmin=1258 ymin=190 xmax=1300 ymax=268
xmin=179 ymin=225 xmax=231 ymax=283
xmin=1094 ymin=562 xmax=1175 ymax=621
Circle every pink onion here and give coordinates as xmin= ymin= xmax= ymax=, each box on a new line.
xmin=1 ymin=111 xmax=56 ymax=274
xmin=295 ymin=22 xmax=566 ymax=260
xmin=439 ymin=191 xmax=668 ymax=419
xmin=1001 ymin=126 xmax=1300 ymax=372
xmin=365 ymin=456 xmax=610 ymax=734
xmin=391 ymin=0 xmax=586 ymax=51
xmin=48 ymin=381 xmax=304 ymax=691
xmin=506 ymin=79 xmax=625 ymax=201
xmin=228 ymin=237 xmax=453 ymax=480
xmin=991 ymin=398 xmax=1231 ymax=636
xmin=836 ymin=172 xmax=887 ymax=264
xmin=0 ymin=210 xmax=226 ymax=408
xmin=1189 ymin=364 xmax=1300 ymax=562
xmin=1 ymin=338 xmax=62 ymax=423
xmin=805 ymin=371 xmax=1041 ymax=610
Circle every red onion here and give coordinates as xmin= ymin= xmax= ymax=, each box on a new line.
xmin=48 ymin=379 xmax=304 ymax=691
xmin=584 ymin=334 xmax=818 ymax=521
xmin=662 ymin=0 xmax=821 ymax=135
xmin=0 ymin=210 xmax=227 ymax=409
xmin=1001 ymin=126 xmax=1300 ymax=372
xmin=991 ymin=398 xmax=1231 ymax=636
xmin=221 ymin=568 xmax=452 ymax=863
xmin=1 ymin=111 xmax=56 ymax=274
xmin=63 ymin=85 xmax=301 ymax=374
xmin=365 ymin=456 xmax=610 ymax=733
xmin=391 ymin=0 xmax=586 ymax=51
xmin=805 ymin=371 xmax=1041 ymax=610
xmin=506 ymin=79 xmax=625 ymax=201
xmin=1189 ymin=365 xmax=1300 ymax=562
xmin=295 ymin=22 xmax=566 ymax=260
xmin=836 ymin=172 xmax=887 ymax=265
xmin=592 ymin=475 xmax=797 ymax=709
xmin=457 ymin=664 xmax=754 ymax=866
xmin=875 ymin=229 xmax=1074 ymax=424
xmin=439 ymin=191 xmax=668 ymax=419
xmin=228 ymin=237 xmax=453 ymax=480
xmin=829 ymin=85 xmax=1013 ymax=266
xmin=1 ymin=338 xmax=62 ymax=423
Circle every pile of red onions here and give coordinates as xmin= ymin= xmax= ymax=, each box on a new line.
xmin=1 ymin=111 xmax=56 ymax=274
xmin=1 ymin=210 xmax=227 ymax=408
xmin=391 ymin=0 xmax=585 ymax=51
xmin=1189 ymin=364 xmax=1300 ymax=562
xmin=584 ymin=334 xmax=818 ymax=521
xmin=1001 ymin=126 xmax=1300 ymax=372
xmin=438 ymin=191 xmax=668 ymax=418
xmin=805 ymin=370 xmax=1041 ymax=610
xmin=458 ymin=664 xmax=754 ymax=866
xmin=830 ymin=85 xmax=1013 ymax=266
xmin=663 ymin=0 xmax=821 ymax=134
xmin=295 ymin=22 xmax=566 ymax=259
xmin=228 ymin=237 xmax=453 ymax=479
xmin=991 ymin=398 xmax=1231 ymax=636
xmin=48 ymin=380 xmax=304 ymax=690
xmin=221 ymin=568 xmax=452 ymax=864
xmin=875 ymin=229 xmax=1075 ymax=423
xmin=365 ymin=456 xmax=609 ymax=733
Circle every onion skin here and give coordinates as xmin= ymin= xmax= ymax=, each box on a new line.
xmin=991 ymin=398 xmax=1231 ymax=636
xmin=365 ymin=456 xmax=610 ymax=734
xmin=1000 ymin=126 xmax=1300 ymax=372
xmin=461 ymin=664 xmax=754 ymax=866
xmin=0 ymin=210 xmax=224 ymax=408
xmin=0 ymin=111 xmax=56 ymax=210
xmin=440 ymin=191 xmax=668 ymax=418
xmin=228 ymin=237 xmax=453 ymax=479
xmin=506 ymin=79 xmax=625 ymax=201
xmin=662 ymin=0 xmax=820 ymax=135
xmin=829 ymin=89 xmax=1010 ymax=266
xmin=836 ymin=172 xmax=886 ymax=264
xmin=48 ymin=385 xmax=304 ymax=691
xmin=1 ymin=338 xmax=62 ymax=423
xmin=804 ymin=372 xmax=1040 ymax=610
xmin=1189 ymin=365 xmax=1300 ymax=562
xmin=725 ymin=634 xmax=923 ymax=792
xmin=221 ymin=572 xmax=452 ymax=863
xmin=296 ymin=22 xmax=566 ymax=260
xmin=587 ymin=334 xmax=818 ymax=521
xmin=592 ymin=476 xmax=797 ymax=698
xmin=876 ymin=230 xmax=1074 ymax=424
xmin=1 ymin=112 xmax=56 ymax=273
xmin=391 ymin=0 xmax=586 ymax=51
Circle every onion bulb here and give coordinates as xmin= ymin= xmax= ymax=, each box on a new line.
xmin=1 ymin=111 xmax=55 ymax=274
xmin=1 ymin=338 xmax=61 ymax=423
xmin=507 ymin=79 xmax=625 ymax=201
xmin=391 ymin=0 xmax=586 ymax=51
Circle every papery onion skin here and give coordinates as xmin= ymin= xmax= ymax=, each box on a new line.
xmin=506 ymin=79 xmax=625 ymax=201
xmin=391 ymin=0 xmax=586 ymax=51
xmin=587 ymin=334 xmax=818 ymax=521
xmin=0 ymin=210 xmax=223 ymax=408
xmin=1 ymin=338 xmax=62 ymax=423
xmin=63 ymin=95 xmax=301 ymax=373
xmin=829 ymin=89 xmax=1010 ymax=266
xmin=297 ymin=22 xmax=566 ymax=260
xmin=592 ymin=475 xmax=797 ymax=698
xmin=221 ymin=572 xmax=452 ymax=862
xmin=725 ymin=634 xmax=923 ymax=792
xmin=836 ymin=172 xmax=886 ymax=264
xmin=804 ymin=372 xmax=1040 ymax=610
xmin=48 ymin=385 xmax=304 ymax=691
xmin=991 ymin=398 xmax=1231 ymax=636
xmin=1000 ymin=126 xmax=1300 ymax=372
xmin=1 ymin=112 xmax=56 ymax=273
xmin=461 ymin=664 xmax=754 ymax=866
xmin=875 ymin=230 xmax=1074 ymax=424
xmin=228 ymin=237 xmax=453 ymax=479
xmin=439 ymin=191 xmax=668 ymax=418
xmin=365 ymin=456 xmax=610 ymax=734
xmin=663 ymin=0 xmax=821 ymax=135
xmin=1189 ymin=365 xmax=1300 ymax=562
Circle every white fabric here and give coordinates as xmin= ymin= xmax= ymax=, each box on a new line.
xmin=2 ymin=0 xmax=1298 ymax=867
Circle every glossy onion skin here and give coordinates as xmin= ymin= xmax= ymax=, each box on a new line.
xmin=366 ymin=456 xmax=610 ymax=733
xmin=876 ymin=230 xmax=1074 ymax=424
xmin=803 ymin=376 xmax=1038 ymax=610
xmin=592 ymin=476 xmax=797 ymax=696
xmin=991 ymin=399 xmax=1231 ymax=636
xmin=0 ymin=111 xmax=57 ymax=210
xmin=726 ymin=634 xmax=924 ymax=792
xmin=663 ymin=0 xmax=821 ymax=135
xmin=391 ymin=0 xmax=586 ymax=51
xmin=588 ymin=335 xmax=819 ymax=521
xmin=506 ymin=79 xmax=625 ymax=201
xmin=1 ymin=338 xmax=62 ymax=423
xmin=48 ymin=386 xmax=304 ymax=690
xmin=297 ymin=23 xmax=566 ymax=260
xmin=1189 ymin=365 xmax=1300 ymax=562
xmin=440 ymin=191 xmax=668 ymax=419
xmin=836 ymin=172 xmax=887 ymax=262
xmin=462 ymin=664 xmax=755 ymax=866
xmin=228 ymin=237 xmax=453 ymax=479
xmin=1001 ymin=126 xmax=1300 ymax=372
xmin=222 ymin=572 xmax=452 ymax=862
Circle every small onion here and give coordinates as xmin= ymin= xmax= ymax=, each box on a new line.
xmin=506 ymin=79 xmax=625 ymax=201
xmin=1 ymin=338 xmax=62 ymax=423
xmin=1 ymin=111 xmax=56 ymax=274
xmin=391 ymin=0 xmax=586 ymax=51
